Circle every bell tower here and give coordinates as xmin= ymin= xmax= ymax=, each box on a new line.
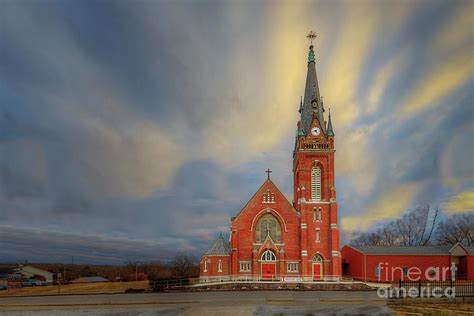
xmin=293 ymin=35 xmax=341 ymax=280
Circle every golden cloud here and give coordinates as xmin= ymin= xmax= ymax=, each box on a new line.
xmin=440 ymin=126 xmax=474 ymax=187
xmin=444 ymin=191 xmax=474 ymax=214
xmin=200 ymin=2 xmax=312 ymax=167
xmin=432 ymin=2 xmax=474 ymax=57
xmin=322 ymin=4 xmax=378 ymax=126
xmin=367 ymin=48 xmax=408 ymax=113
xmin=341 ymin=183 xmax=420 ymax=232
xmin=336 ymin=123 xmax=378 ymax=195
xmin=400 ymin=51 xmax=474 ymax=116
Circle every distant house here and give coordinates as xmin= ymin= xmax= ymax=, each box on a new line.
xmin=0 ymin=266 xmax=22 ymax=289
xmin=13 ymin=265 xmax=54 ymax=283
xmin=71 ymin=276 xmax=109 ymax=283
xmin=341 ymin=243 xmax=474 ymax=282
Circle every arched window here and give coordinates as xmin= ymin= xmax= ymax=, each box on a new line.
xmin=311 ymin=165 xmax=322 ymax=201
xmin=261 ymin=250 xmax=276 ymax=261
xmin=255 ymin=214 xmax=282 ymax=243
xmin=313 ymin=254 xmax=323 ymax=263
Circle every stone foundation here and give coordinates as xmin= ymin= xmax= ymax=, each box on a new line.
xmin=155 ymin=282 xmax=377 ymax=292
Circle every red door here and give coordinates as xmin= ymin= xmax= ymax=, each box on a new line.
xmin=262 ymin=263 xmax=276 ymax=279
xmin=313 ymin=263 xmax=321 ymax=280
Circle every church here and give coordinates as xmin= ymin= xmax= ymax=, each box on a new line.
xmin=200 ymin=41 xmax=341 ymax=282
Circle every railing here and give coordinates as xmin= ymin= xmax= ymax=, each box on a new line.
xmin=390 ymin=279 xmax=474 ymax=298
xmin=149 ymin=278 xmax=200 ymax=290
xmin=198 ymin=275 xmax=353 ymax=283
xmin=150 ymin=276 xmax=360 ymax=290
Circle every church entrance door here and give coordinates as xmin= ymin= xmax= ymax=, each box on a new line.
xmin=260 ymin=250 xmax=277 ymax=280
xmin=313 ymin=263 xmax=322 ymax=280
xmin=261 ymin=263 xmax=276 ymax=279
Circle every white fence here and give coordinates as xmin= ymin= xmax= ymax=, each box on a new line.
xmin=199 ymin=275 xmax=353 ymax=283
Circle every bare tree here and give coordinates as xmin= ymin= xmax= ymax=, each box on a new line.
xmin=351 ymin=231 xmax=383 ymax=246
xmin=394 ymin=205 xmax=439 ymax=246
xmin=380 ymin=222 xmax=398 ymax=245
xmin=171 ymin=254 xmax=199 ymax=279
xmin=351 ymin=205 xmax=439 ymax=246
xmin=436 ymin=213 xmax=474 ymax=246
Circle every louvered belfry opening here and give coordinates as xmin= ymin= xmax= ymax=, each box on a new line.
xmin=311 ymin=165 xmax=322 ymax=201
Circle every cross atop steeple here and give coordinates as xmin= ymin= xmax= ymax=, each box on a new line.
xmin=306 ymin=31 xmax=317 ymax=44
xmin=265 ymin=168 xmax=272 ymax=180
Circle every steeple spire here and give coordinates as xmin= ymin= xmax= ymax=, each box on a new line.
xmin=299 ymin=39 xmax=322 ymax=135
xmin=327 ymin=108 xmax=334 ymax=136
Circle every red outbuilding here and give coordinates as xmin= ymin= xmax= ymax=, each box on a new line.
xmin=341 ymin=243 xmax=474 ymax=282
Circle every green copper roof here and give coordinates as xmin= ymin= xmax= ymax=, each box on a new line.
xmin=308 ymin=45 xmax=315 ymax=63
xmin=298 ymin=129 xmax=306 ymax=137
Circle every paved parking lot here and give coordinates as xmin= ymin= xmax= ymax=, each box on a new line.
xmin=0 ymin=291 xmax=393 ymax=315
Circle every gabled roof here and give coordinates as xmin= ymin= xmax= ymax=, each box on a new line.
xmin=449 ymin=243 xmax=472 ymax=255
xmin=232 ymin=178 xmax=299 ymax=222
xmin=204 ymin=235 xmax=230 ymax=256
xmin=14 ymin=265 xmax=53 ymax=275
xmin=348 ymin=245 xmax=454 ymax=255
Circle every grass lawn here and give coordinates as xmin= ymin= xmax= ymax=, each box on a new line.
xmin=0 ymin=281 xmax=149 ymax=297
xmin=389 ymin=303 xmax=474 ymax=315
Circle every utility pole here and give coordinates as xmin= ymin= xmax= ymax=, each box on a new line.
xmin=135 ymin=262 xmax=138 ymax=282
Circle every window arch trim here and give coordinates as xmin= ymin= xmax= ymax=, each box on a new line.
xmin=261 ymin=250 xmax=277 ymax=261
xmin=250 ymin=208 xmax=288 ymax=232
xmin=255 ymin=213 xmax=282 ymax=243
xmin=312 ymin=254 xmax=324 ymax=262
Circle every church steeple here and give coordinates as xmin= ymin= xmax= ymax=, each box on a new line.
xmin=300 ymin=43 xmax=324 ymax=136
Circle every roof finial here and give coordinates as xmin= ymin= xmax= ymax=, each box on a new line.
xmin=265 ymin=168 xmax=272 ymax=180
xmin=307 ymin=31 xmax=317 ymax=63
xmin=306 ymin=31 xmax=317 ymax=45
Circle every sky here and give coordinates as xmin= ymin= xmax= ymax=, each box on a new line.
xmin=1 ymin=0 xmax=473 ymax=264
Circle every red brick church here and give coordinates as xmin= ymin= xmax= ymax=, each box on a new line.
xmin=200 ymin=42 xmax=342 ymax=282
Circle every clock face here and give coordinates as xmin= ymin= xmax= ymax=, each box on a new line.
xmin=311 ymin=127 xmax=321 ymax=136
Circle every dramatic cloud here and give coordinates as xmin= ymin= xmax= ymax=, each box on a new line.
xmin=1 ymin=0 xmax=473 ymax=263
xmin=0 ymin=225 xmax=178 ymax=264
xmin=443 ymin=192 xmax=474 ymax=214
xmin=400 ymin=51 xmax=473 ymax=116
xmin=366 ymin=49 xmax=408 ymax=113
xmin=341 ymin=183 xmax=420 ymax=232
